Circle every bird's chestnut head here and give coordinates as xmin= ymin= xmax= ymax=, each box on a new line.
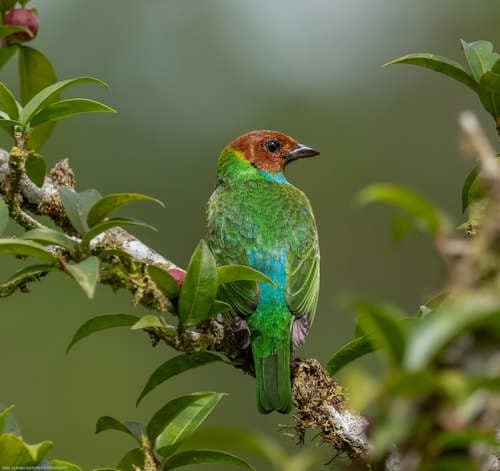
xmin=230 ymin=130 xmax=320 ymax=173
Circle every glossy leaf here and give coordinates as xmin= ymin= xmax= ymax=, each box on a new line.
xmin=30 ymin=98 xmax=116 ymax=127
xmin=211 ymin=299 xmax=232 ymax=315
xmin=178 ymin=240 xmax=218 ymax=327
xmin=59 ymin=187 xmax=101 ymax=234
xmin=0 ymin=25 xmax=33 ymax=39
xmin=87 ymin=193 xmax=164 ymax=228
xmin=0 ymin=80 xmax=19 ymax=120
xmin=163 ymin=449 xmax=254 ymax=470
xmin=3 ymin=263 xmax=59 ymax=286
xmin=20 ymin=76 xmax=108 ymax=125
xmin=154 ymin=392 xmax=225 ymax=457
xmin=358 ymin=184 xmax=449 ymax=235
xmin=326 ymin=336 xmax=375 ymax=375
xmin=66 ymin=314 xmax=138 ymax=353
xmin=478 ymin=66 xmax=500 ymax=118
xmin=0 ymin=434 xmax=53 ymax=466
xmin=64 ymin=256 xmax=99 ymax=299
xmin=50 ymin=460 xmax=83 ymax=471
xmin=355 ymin=302 xmax=407 ymax=366
xmin=136 ymin=353 xmax=224 ymax=406
xmin=22 ymin=227 xmax=77 ymax=252
xmin=116 ymin=448 xmax=144 ymax=471
xmin=461 ymin=39 xmax=500 ymax=82
xmin=0 ymin=238 xmax=58 ymax=263
xmin=385 ymin=53 xmax=477 ymax=91
xmin=0 ymin=198 xmax=8 ymax=236
xmin=81 ymin=218 xmax=156 ymax=248
xmin=217 ymin=264 xmax=274 ymax=286
xmin=18 ymin=46 xmax=57 ymax=150
xmin=0 ymin=46 xmax=17 ymax=70
xmin=25 ymin=154 xmax=46 ymax=187
xmin=148 ymin=265 xmax=180 ymax=298
xmin=405 ymin=295 xmax=500 ymax=370
xmin=96 ymin=416 xmax=145 ymax=443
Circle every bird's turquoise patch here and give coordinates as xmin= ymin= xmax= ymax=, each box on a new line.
xmin=257 ymin=170 xmax=289 ymax=184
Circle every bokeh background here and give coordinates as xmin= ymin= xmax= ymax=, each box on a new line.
xmin=1 ymin=0 xmax=499 ymax=469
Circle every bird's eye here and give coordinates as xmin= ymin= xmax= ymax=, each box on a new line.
xmin=265 ymin=140 xmax=282 ymax=153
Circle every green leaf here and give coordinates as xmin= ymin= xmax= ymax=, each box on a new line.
xmin=405 ymin=294 xmax=500 ymax=370
xmin=0 ymin=80 xmax=19 ymax=120
xmin=355 ymin=301 xmax=407 ymax=366
xmin=357 ymin=184 xmax=449 ymax=236
xmin=87 ymin=193 xmax=164 ymax=228
xmin=96 ymin=416 xmax=145 ymax=443
xmin=478 ymin=66 xmax=500 ymax=118
xmin=211 ymin=299 xmax=232 ymax=315
xmin=21 ymin=227 xmax=77 ymax=252
xmin=0 ymin=404 xmax=15 ymax=434
xmin=0 ymin=238 xmax=58 ymax=263
xmin=30 ymin=98 xmax=116 ymax=127
xmin=217 ymin=264 xmax=274 ymax=286
xmin=59 ymin=187 xmax=101 ymax=234
xmin=19 ymin=76 xmax=108 ymax=125
xmin=116 ymin=448 xmax=144 ymax=471
xmin=50 ymin=460 xmax=83 ymax=471
xmin=18 ymin=46 xmax=58 ymax=150
xmin=0 ymin=434 xmax=53 ymax=466
xmin=0 ymin=0 xmax=16 ymax=11
xmin=136 ymin=353 xmax=224 ymax=406
xmin=154 ymin=392 xmax=225 ymax=457
xmin=66 ymin=313 xmax=138 ymax=353
xmin=24 ymin=154 xmax=46 ymax=187
xmin=0 ymin=25 xmax=33 ymax=39
xmin=178 ymin=240 xmax=218 ymax=327
xmin=0 ymin=45 xmax=17 ymax=70
xmin=81 ymin=218 xmax=156 ymax=248
xmin=3 ymin=263 xmax=59 ymax=286
xmin=326 ymin=336 xmax=375 ymax=375
xmin=391 ymin=214 xmax=416 ymax=242
xmin=461 ymin=166 xmax=481 ymax=213
xmin=64 ymin=256 xmax=99 ymax=299
xmin=0 ymin=117 xmax=22 ymax=128
xmin=163 ymin=449 xmax=255 ymax=470
xmin=385 ymin=53 xmax=477 ymax=91
xmin=461 ymin=39 xmax=500 ymax=82
xmin=130 ymin=314 xmax=164 ymax=331
xmin=435 ymin=429 xmax=497 ymax=451
xmin=0 ymin=198 xmax=8 ymax=236
xmin=147 ymin=265 xmax=180 ymax=299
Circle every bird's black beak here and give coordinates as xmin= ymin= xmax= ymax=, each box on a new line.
xmin=285 ymin=144 xmax=320 ymax=161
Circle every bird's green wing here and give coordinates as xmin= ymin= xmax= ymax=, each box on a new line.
xmin=206 ymin=185 xmax=260 ymax=317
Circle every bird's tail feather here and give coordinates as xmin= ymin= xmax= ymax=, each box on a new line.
xmin=253 ymin=343 xmax=293 ymax=414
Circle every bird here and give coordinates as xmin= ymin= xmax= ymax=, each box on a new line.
xmin=206 ymin=130 xmax=320 ymax=414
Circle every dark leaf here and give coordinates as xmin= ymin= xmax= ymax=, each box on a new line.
xmin=163 ymin=450 xmax=255 ymax=470
xmin=211 ymin=300 xmax=232 ymax=315
xmin=21 ymin=227 xmax=77 ymax=252
xmin=0 ymin=45 xmax=17 ymax=70
xmin=136 ymin=353 xmax=224 ymax=406
xmin=0 ymin=25 xmax=33 ymax=39
xmin=478 ymin=66 xmax=500 ymax=118
xmin=0 ymin=238 xmax=58 ymax=263
xmin=116 ymin=448 xmax=144 ymax=471
xmin=357 ymin=184 xmax=449 ymax=236
xmin=87 ymin=193 xmax=164 ymax=228
xmin=30 ymin=98 xmax=116 ymax=127
xmin=178 ymin=240 xmax=218 ymax=327
xmin=154 ymin=392 xmax=225 ymax=457
xmin=64 ymin=256 xmax=99 ymax=299
xmin=66 ymin=314 xmax=138 ymax=353
xmin=435 ymin=429 xmax=497 ymax=451
xmin=0 ymin=80 xmax=19 ymax=120
xmin=385 ymin=53 xmax=477 ymax=91
xmin=461 ymin=39 xmax=500 ymax=82
xmin=0 ymin=198 xmax=8 ymax=236
xmin=81 ymin=218 xmax=156 ymax=248
xmin=96 ymin=416 xmax=145 ymax=443
xmin=59 ymin=187 xmax=101 ymax=234
xmin=147 ymin=265 xmax=180 ymax=299
xmin=461 ymin=166 xmax=481 ymax=213
xmin=217 ymin=264 xmax=274 ymax=286
xmin=405 ymin=294 xmax=500 ymax=370
xmin=326 ymin=336 xmax=375 ymax=375
xmin=25 ymin=154 xmax=46 ymax=187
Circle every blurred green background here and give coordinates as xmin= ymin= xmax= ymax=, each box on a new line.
xmin=0 ymin=0 xmax=499 ymax=469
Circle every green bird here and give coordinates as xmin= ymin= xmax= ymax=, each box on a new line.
xmin=206 ymin=130 xmax=320 ymax=414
